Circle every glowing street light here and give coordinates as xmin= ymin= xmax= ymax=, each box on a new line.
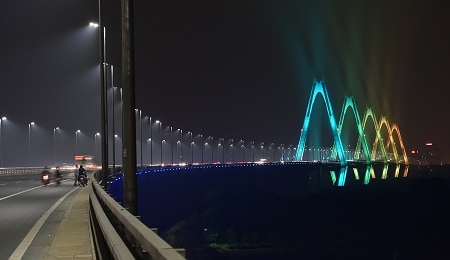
xmin=147 ymin=138 xmax=151 ymax=165
xmin=135 ymin=109 xmax=142 ymax=168
xmin=28 ymin=122 xmax=35 ymax=166
xmin=53 ymin=127 xmax=59 ymax=166
xmin=94 ymin=133 xmax=100 ymax=160
xmin=162 ymin=140 xmax=166 ymax=165
xmin=177 ymin=129 xmax=183 ymax=164
xmin=230 ymin=139 xmax=234 ymax=163
xmin=200 ymin=134 xmax=204 ymax=164
xmin=188 ymin=132 xmax=193 ymax=164
xmin=148 ymin=116 xmax=152 ymax=166
xmin=113 ymin=134 xmax=119 ymax=174
xmin=90 ymin=21 xmax=108 ymax=187
xmin=0 ymin=116 xmax=6 ymax=167
xmin=170 ymin=126 xmax=173 ymax=166
xmin=75 ymin=130 xmax=81 ymax=155
xmin=209 ymin=136 xmax=214 ymax=163
xmin=156 ymin=120 xmax=162 ymax=165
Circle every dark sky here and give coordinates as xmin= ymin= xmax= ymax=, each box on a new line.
xmin=0 ymin=0 xmax=449 ymax=166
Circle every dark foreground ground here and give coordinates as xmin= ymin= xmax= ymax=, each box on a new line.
xmin=111 ymin=164 xmax=450 ymax=259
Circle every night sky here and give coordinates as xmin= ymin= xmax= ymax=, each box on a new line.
xmin=0 ymin=0 xmax=449 ymax=166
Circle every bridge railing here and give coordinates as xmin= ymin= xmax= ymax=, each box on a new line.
xmin=0 ymin=167 xmax=49 ymax=175
xmin=89 ymin=171 xmax=186 ymax=259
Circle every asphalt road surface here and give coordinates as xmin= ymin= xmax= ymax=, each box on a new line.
xmin=0 ymin=171 xmax=79 ymax=259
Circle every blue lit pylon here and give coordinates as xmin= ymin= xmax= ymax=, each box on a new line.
xmin=295 ymin=80 xmax=346 ymax=166
xmin=332 ymin=96 xmax=371 ymax=163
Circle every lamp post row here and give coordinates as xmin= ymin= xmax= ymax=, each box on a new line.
xmin=4 ymin=116 xmax=288 ymax=167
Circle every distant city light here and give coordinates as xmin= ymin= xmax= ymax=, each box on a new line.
xmin=425 ymin=142 xmax=433 ymax=146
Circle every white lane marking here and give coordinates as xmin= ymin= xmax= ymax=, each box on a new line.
xmin=0 ymin=186 xmax=44 ymax=201
xmin=0 ymin=183 xmax=6 ymax=186
xmin=15 ymin=181 xmax=23 ymax=183
xmin=8 ymin=187 xmax=78 ymax=260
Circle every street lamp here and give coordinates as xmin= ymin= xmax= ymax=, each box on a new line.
xmin=90 ymin=21 xmax=108 ymax=188
xmin=251 ymin=141 xmax=255 ymax=162
xmin=112 ymin=86 xmax=116 ymax=172
xmin=170 ymin=126 xmax=173 ymax=166
xmin=200 ymin=134 xmax=203 ymax=164
xmin=28 ymin=122 xmax=34 ymax=166
xmin=188 ymin=132 xmax=193 ymax=164
xmin=147 ymin=138 xmax=151 ymax=165
xmin=177 ymin=141 xmax=181 ymax=164
xmin=113 ymin=134 xmax=118 ymax=174
xmin=239 ymin=140 xmax=244 ymax=162
xmin=156 ymin=120 xmax=162 ymax=165
xmin=204 ymin=142 xmax=208 ymax=164
xmin=260 ymin=142 xmax=264 ymax=161
xmin=95 ymin=133 xmax=100 ymax=161
xmin=135 ymin=109 xmax=142 ymax=168
xmin=177 ymin=129 xmax=183 ymax=164
xmin=0 ymin=117 xmax=6 ymax=167
xmin=53 ymin=127 xmax=59 ymax=166
xmin=161 ymin=140 xmax=166 ymax=165
xmin=219 ymin=138 xmax=224 ymax=164
xmin=209 ymin=136 xmax=214 ymax=163
xmin=149 ymin=116 xmax=152 ymax=165
xmin=75 ymin=130 xmax=81 ymax=155
xmin=230 ymin=139 xmax=234 ymax=163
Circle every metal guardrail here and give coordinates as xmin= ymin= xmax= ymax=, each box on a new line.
xmin=89 ymin=172 xmax=186 ymax=260
xmin=0 ymin=167 xmax=49 ymax=174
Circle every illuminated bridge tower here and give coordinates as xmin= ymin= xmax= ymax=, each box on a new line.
xmin=295 ymin=80 xmax=346 ymax=166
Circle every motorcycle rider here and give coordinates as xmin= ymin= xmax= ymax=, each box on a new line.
xmin=41 ymin=166 xmax=51 ymax=185
xmin=78 ymin=164 xmax=87 ymax=186
xmin=54 ymin=166 xmax=62 ymax=184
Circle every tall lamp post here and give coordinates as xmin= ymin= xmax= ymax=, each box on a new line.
xmin=161 ymin=140 xmax=165 ymax=165
xmin=147 ymin=138 xmax=151 ymax=165
xmin=0 ymin=117 xmax=6 ymax=167
xmin=210 ymin=136 xmax=214 ymax=163
xmin=95 ymin=133 xmax=100 ymax=161
xmin=113 ymin=134 xmax=118 ymax=175
xmin=53 ymin=127 xmax=59 ymax=166
xmin=260 ymin=142 xmax=264 ymax=161
xmin=220 ymin=138 xmax=225 ymax=164
xmin=200 ymin=134 xmax=203 ymax=164
xmin=188 ymin=132 xmax=193 ymax=164
xmin=149 ymin=117 xmax=152 ymax=166
xmin=75 ymin=130 xmax=81 ymax=155
xmin=28 ymin=122 xmax=34 ymax=166
xmin=170 ymin=126 xmax=173 ymax=166
xmin=178 ymin=129 xmax=183 ymax=164
xmin=156 ymin=120 xmax=162 ymax=165
xmin=230 ymin=139 xmax=234 ymax=163
xmin=136 ymin=109 xmax=142 ymax=168
xmin=112 ymin=85 xmax=116 ymax=173
xmin=251 ymin=141 xmax=255 ymax=162
xmin=90 ymin=20 xmax=108 ymax=188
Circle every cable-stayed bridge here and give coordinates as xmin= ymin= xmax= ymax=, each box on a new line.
xmin=290 ymin=80 xmax=407 ymax=166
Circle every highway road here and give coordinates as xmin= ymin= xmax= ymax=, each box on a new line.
xmin=0 ymin=171 xmax=79 ymax=259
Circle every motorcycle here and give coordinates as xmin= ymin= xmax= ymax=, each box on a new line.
xmin=79 ymin=174 xmax=88 ymax=187
xmin=55 ymin=169 xmax=62 ymax=185
xmin=41 ymin=172 xmax=51 ymax=185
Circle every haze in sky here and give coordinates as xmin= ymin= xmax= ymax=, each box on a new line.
xmin=0 ymin=0 xmax=449 ymax=166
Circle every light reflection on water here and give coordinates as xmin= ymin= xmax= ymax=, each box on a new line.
xmin=331 ymin=163 xmax=410 ymax=186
